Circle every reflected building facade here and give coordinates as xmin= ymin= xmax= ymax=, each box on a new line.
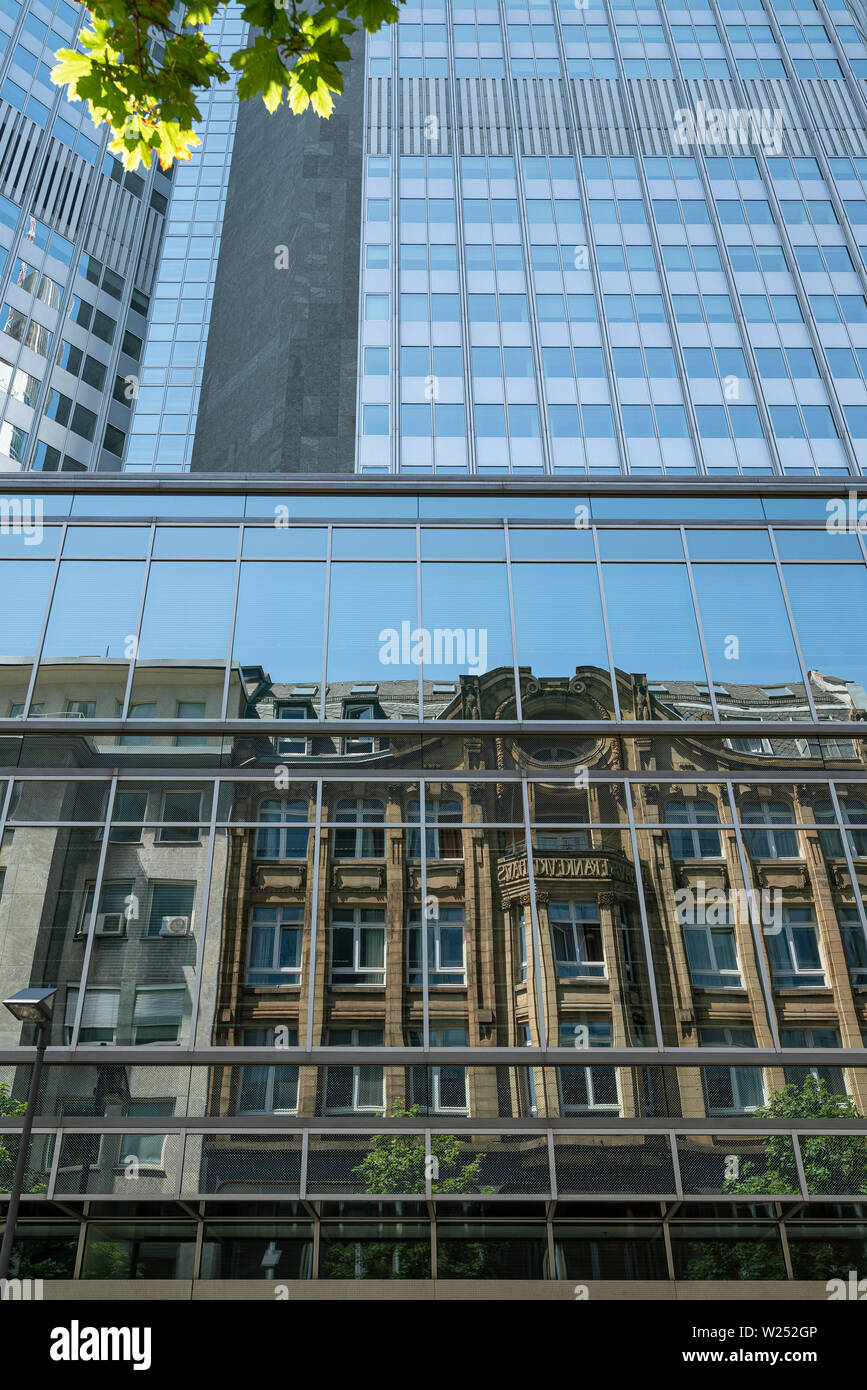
xmin=0 ymin=0 xmax=182 ymax=474
xmin=0 ymin=481 xmax=866 ymax=1291
xmin=6 ymin=0 xmax=867 ymax=1300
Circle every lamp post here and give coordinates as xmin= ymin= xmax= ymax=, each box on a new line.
xmin=0 ymin=988 xmax=55 ymax=1282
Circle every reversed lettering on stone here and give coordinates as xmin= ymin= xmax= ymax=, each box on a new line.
xmin=498 ymin=855 xmax=634 ymax=886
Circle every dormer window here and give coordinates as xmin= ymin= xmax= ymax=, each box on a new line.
xmin=342 ymin=702 xmax=380 ymax=754
xmin=277 ymin=703 xmax=313 ymax=755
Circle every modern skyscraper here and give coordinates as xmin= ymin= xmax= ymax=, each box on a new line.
xmin=180 ymin=0 xmax=867 ymax=481
xmin=0 ymin=0 xmax=179 ymax=474
xmin=1 ymin=0 xmax=867 ymax=1305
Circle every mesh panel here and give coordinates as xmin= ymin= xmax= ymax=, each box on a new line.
xmin=184 ymin=1134 xmax=302 ymax=1195
xmin=676 ymin=1134 xmax=798 ymax=1196
xmin=53 ymin=1131 xmax=181 ymax=1196
xmin=307 ymin=1133 xmax=427 ymax=1195
xmin=432 ymin=1133 xmax=551 ymax=1194
xmin=801 ymin=1133 xmax=867 ymax=1196
xmin=0 ymin=1063 xmax=33 ymax=1108
xmin=34 ymin=1064 xmax=199 ymax=1118
xmin=553 ymin=1134 xmax=675 ymax=1195
xmin=0 ymin=1132 xmax=51 ymax=1195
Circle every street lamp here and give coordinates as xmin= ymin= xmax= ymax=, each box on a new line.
xmin=0 ymin=987 xmax=55 ymax=1282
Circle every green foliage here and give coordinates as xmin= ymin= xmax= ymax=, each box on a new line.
xmin=435 ymin=1241 xmax=488 ymax=1278
xmin=81 ymin=1240 xmax=145 ymax=1279
xmin=10 ymin=1238 xmax=78 ymax=1280
xmin=351 ymin=1100 xmax=489 ymax=1195
xmin=684 ymin=1076 xmax=867 ymax=1281
xmin=0 ymin=1082 xmax=47 ymax=1195
xmin=682 ymin=1237 xmax=785 ymax=1282
xmin=319 ymin=1238 xmax=430 ymax=1279
xmin=319 ymin=1101 xmax=491 ymax=1280
xmin=51 ymin=0 xmax=404 ymax=172
xmin=721 ymin=1076 xmax=867 ymax=1198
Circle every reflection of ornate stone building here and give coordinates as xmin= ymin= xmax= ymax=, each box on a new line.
xmin=204 ymin=666 xmax=867 ymax=1125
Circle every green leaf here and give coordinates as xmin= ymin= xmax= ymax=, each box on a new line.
xmin=346 ymin=0 xmax=401 ymax=33
xmin=232 ymin=35 xmax=291 ymax=110
xmin=49 ymin=0 xmax=404 ymax=167
xmin=184 ymin=1 xmax=214 ymax=23
xmin=51 ymin=48 xmax=94 ymax=93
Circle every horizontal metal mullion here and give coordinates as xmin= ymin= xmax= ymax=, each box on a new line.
xmin=0 ymin=719 xmax=861 ymax=737
xmin=5 ymin=769 xmax=867 ymax=787
xmin=3 ymin=473 xmax=855 ymax=497
xmin=8 ymin=1191 xmax=848 ymax=1208
xmin=4 ymin=1047 xmax=867 ymax=1067
xmin=3 ymin=1116 xmax=865 ymax=1133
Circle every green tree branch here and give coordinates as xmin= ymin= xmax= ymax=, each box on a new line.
xmin=52 ymin=0 xmax=403 ymax=171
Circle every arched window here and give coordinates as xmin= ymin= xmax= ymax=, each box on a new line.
xmin=406 ymin=798 xmax=462 ymax=859
xmin=814 ymin=797 xmax=867 ymax=859
xmin=664 ymin=799 xmax=722 ymax=859
xmin=333 ymin=797 xmax=385 ymax=858
xmin=254 ymin=799 xmax=310 ymax=860
xmin=740 ymin=800 xmax=798 ymax=860
xmin=766 ymin=908 xmax=824 ymax=988
xmin=549 ymin=901 xmax=605 ymax=979
xmin=406 ymin=907 xmax=466 ymax=985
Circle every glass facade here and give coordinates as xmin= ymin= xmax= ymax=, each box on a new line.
xmin=356 ymin=0 xmax=867 ymax=476
xmin=3 ymin=0 xmax=867 ymax=1302
xmin=123 ymin=4 xmax=246 ymax=473
xmin=0 ymin=0 xmax=178 ymax=474
xmin=1 ymin=479 xmax=866 ymax=1291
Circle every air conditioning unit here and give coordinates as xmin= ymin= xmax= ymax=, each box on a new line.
xmin=95 ymin=912 xmax=124 ymax=936
xmin=159 ymin=915 xmax=191 ymax=938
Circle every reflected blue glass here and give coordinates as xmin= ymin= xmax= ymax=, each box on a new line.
xmin=241 ymin=528 xmax=327 ymax=558
xmin=686 ymin=530 xmax=773 ymax=561
xmin=507 ymin=529 xmax=595 ymax=560
xmin=692 ymin=565 xmax=801 ymax=686
xmin=419 ymin=496 xmax=582 ymax=520
xmin=597 ymin=530 xmax=683 ymax=560
xmin=152 ymin=527 xmax=239 ymax=558
xmin=783 ymin=565 xmax=867 ymax=695
xmin=327 ymin=561 xmax=419 ymax=683
xmin=136 ymin=561 xmax=236 ymax=658
xmin=511 ymin=562 xmax=610 ymax=688
xmin=0 ymin=560 xmax=53 ymax=656
xmin=71 ymin=494 xmax=241 ymax=518
xmin=62 ymin=527 xmax=150 ymax=558
xmin=331 ymin=528 xmax=417 ymax=559
xmin=39 ymin=561 xmax=145 ymax=659
xmin=420 ymin=529 xmax=506 ymax=559
xmin=591 ymin=497 xmax=763 ymax=521
xmin=0 ymin=528 xmax=60 ymax=557
xmin=233 ymin=562 xmax=325 ymax=691
xmin=602 ymin=563 xmax=707 ymax=685
xmin=762 ymin=499 xmax=834 ymax=522
xmin=248 ymin=495 xmax=418 ymax=519
xmin=11 ymin=495 xmax=71 ymax=517
xmin=772 ymin=531 xmax=864 ymax=562
xmin=420 ymin=562 xmax=514 ymax=688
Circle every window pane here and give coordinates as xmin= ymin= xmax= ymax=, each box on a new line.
xmin=33 ymin=561 xmax=144 ymax=717
xmin=232 ymin=562 xmax=325 ymax=714
xmin=601 ymin=564 xmax=707 ymax=713
xmin=511 ymin=562 xmax=613 ymax=717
